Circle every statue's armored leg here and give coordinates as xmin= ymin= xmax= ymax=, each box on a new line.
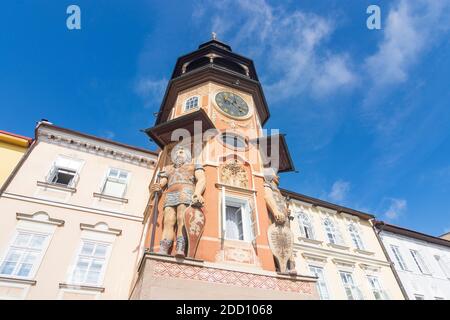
xmin=159 ymin=206 xmax=176 ymax=255
xmin=175 ymin=204 xmax=187 ymax=257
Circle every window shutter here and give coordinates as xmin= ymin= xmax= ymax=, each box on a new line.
xmin=248 ymin=200 xmax=258 ymax=243
xmin=297 ymin=212 xmax=306 ymax=237
xmin=46 ymin=164 xmax=57 ymax=183
xmin=70 ymin=172 xmax=80 ymax=188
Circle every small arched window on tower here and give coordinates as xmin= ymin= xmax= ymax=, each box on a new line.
xmin=184 ymin=96 xmax=199 ymax=112
xmin=221 ymin=133 xmax=247 ymax=150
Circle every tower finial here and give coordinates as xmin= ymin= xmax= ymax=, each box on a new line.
xmin=211 ymin=31 xmax=217 ymax=40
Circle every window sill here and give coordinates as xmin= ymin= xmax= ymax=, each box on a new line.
xmin=93 ymin=192 xmax=128 ymax=203
xmin=59 ymin=283 xmax=105 ymax=293
xmin=0 ymin=276 xmax=37 ymax=286
xmin=327 ymin=243 xmax=350 ymax=250
xmin=354 ymin=248 xmax=375 ymax=256
xmin=298 ymin=237 xmax=323 ymax=245
xmin=37 ymin=181 xmax=76 ymax=193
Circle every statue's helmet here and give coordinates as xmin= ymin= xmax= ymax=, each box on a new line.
xmin=171 ymin=144 xmax=192 ymax=165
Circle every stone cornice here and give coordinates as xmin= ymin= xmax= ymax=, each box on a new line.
xmin=38 ymin=127 xmax=157 ymax=168
xmin=293 ymin=241 xmax=390 ymax=267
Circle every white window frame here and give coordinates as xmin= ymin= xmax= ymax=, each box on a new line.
xmin=323 ymin=217 xmax=343 ymax=245
xmin=309 ymin=265 xmax=330 ymax=300
xmin=222 ymin=195 xmax=254 ymax=242
xmin=184 ymin=96 xmax=200 ymax=112
xmin=348 ymin=222 xmax=365 ymax=250
xmin=0 ymin=217 xmax=57 ymax=281
xmin=46 ymin=156 xmax=84 ymax=188
xmin=390 ymin=245 xmax=408 ymax=271
xmin=410 ymin=249 xmax=430 ymax=274
xmin=434 ymin=255 xmax=450 ymax=279
xmin=339 ymin=271 xmax=364 ymax=300
xmin=100 ymin=167 xmax=130 ymax=198
xmin=220 ymin=133 xmax=247 ymax=151
xmin=68 ymin=239 xmax=112 ymax=287
xmin=297 ymin=210 xmax=315 ymax=240
xmin=367 ymin=275 xmax=388 ymax=300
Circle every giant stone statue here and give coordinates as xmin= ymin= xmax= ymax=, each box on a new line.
xmin=263 ymin=169 xmax=296 ymax=274
xmin=150 ymin=145 xmax=206 ymax=257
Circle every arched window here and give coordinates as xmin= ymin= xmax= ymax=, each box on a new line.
xmin=348 ymin=223 xmax=364 ymax=250
xmin=323 ymin=217 xmax=341 ymax=244
xmin=184 ymin=96 xmax=199 ymax=111
xmin=297 ymin=210 xmax=314 ymax=239
xmin=220 ymin=133 xmax=247 ymax=150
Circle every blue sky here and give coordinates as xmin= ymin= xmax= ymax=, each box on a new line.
xmin=1 ymin=0 xmax=450 ymax=236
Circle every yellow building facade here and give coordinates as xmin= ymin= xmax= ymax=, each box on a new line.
xmin=0 ymin=130 xmax=32 ymax=189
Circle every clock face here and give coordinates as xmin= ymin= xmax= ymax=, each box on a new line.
xmin=215 ymin=92 xmax=249 ymax=118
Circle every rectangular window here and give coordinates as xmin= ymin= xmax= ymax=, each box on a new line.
xmin=222 ymin=196 xmax=254 ymax=242
xmin=339 ymin=271 xmax=363 ymax=300
xmin=47 ymin=156 xmax=83 ymax=188
xmin=390 ymin=245 xmax=408 ymax=271
xmin=0 ymin=231 xmax=48 ymax=278
xmin=101 ymin=168 xmax=129 ymax=198
xmin=434 ymin=255 xmax=450 ymax=278
xmin=70 ymin=240 xmax=111 ymax=286
xmin=348 ymin=224 xmax=364 ymax=250
xmin=367 ymin=275 xmax=388 ymax=300
xmin=309 ymin=265 xmax=329 ymax=300
xmin=410 ymin=250 xmax=429 ymax=274
xmin=298 ymin=212 xmax=314 ymax=240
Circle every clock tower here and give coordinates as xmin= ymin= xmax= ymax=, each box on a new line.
xmin=131 ymin=36 xmax=318 ymax=299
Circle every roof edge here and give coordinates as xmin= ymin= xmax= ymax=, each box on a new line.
xmin=281 ymin=188 xmax=374 ymax=220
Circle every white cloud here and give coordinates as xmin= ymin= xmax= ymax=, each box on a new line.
xmin=328 ymin=180 xmax=350 ymax=202
xmin=365 ymin=0 xmax=450 ymax=88
xmin=134 ymin=77 xmax=168 ymax=109
xmin=203 ymin=0 xmax=356 ymax=101
xmin=384 ymin=198 xmax=407 ymax=220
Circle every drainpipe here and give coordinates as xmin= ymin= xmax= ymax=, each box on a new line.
xmin=370 ymin=219 xmax=409 ymax=300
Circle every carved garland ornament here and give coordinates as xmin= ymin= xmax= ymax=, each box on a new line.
xmin=220 ymin=159 xmax=249 ymax=188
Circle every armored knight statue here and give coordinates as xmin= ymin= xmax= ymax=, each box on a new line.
xmin=263 ymin=168 xmax=296 ymax=274
xmin=150 ymin=145 xmax=206 ymax=257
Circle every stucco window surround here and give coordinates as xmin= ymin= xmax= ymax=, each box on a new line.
xmin=61 ymin=222 xmax=121 ymax=294
xmin=322 ymin=213 xmax=348 ymax=250
xmin=0 ymin=212 xmax=62 ymax=294
xmin=94 ymin=167 xmax=131 ymax=203
xmin=38 ymin=155 xmax=85 ymax=193
xmin=217 ymin=131 xmax=249 ymax=152
xmin=295 ymin=206 xmax=322 ymax=245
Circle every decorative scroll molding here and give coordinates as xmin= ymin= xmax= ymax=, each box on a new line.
xmin=359 ymin=263 xmax=381 ymax=273
xmin=354 ymin=248 xmax=375 ymax=256
xmin=16 ymin=211 xmax=65 ymax=227
xmin=80 ymin=222 xmax=122 ymax=236
xmin=152 ymin=260 xmax=314 ymax=295
xmin=301 ymin=252 xmax=328 ymax=264
xmin=219 ymin=159 xmax=249 ymax=188
xmin=332 ymin=258 xmax=356 ymax=268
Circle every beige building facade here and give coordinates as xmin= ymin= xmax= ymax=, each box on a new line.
xmin=283 ymin=190 xmax=406 ymax=300
xmin=0 ymin=121 xmax=157 ymax=299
